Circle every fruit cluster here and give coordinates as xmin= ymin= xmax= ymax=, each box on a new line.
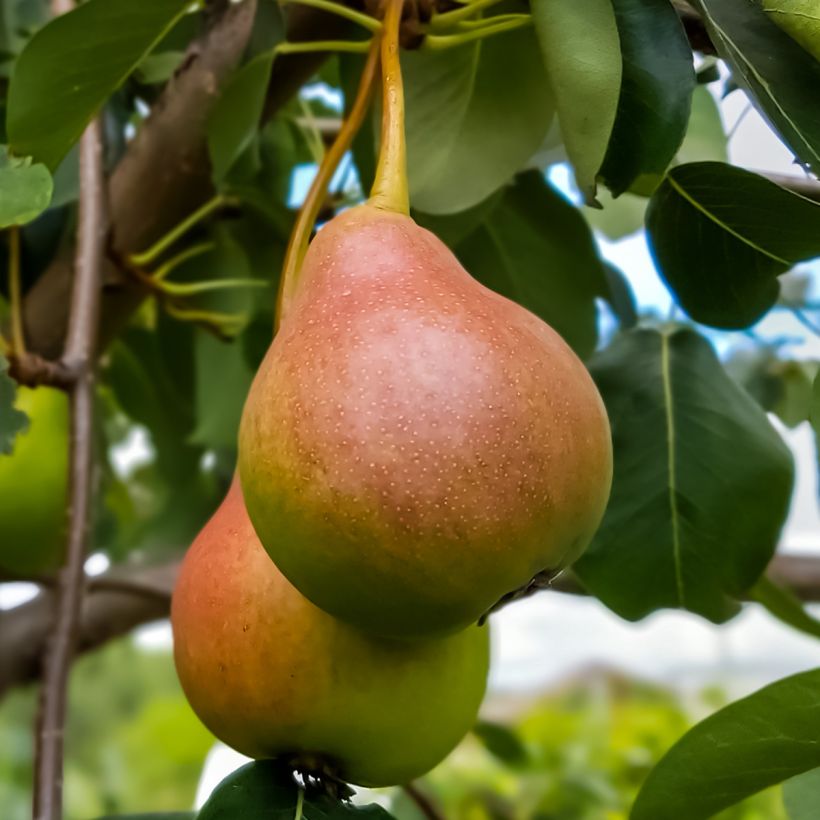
xmin=171 ymin=0 xmax=612 ymax=789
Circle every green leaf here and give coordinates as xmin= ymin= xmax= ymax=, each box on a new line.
xmin=600 ymin=0 xmax=695 ymax=196
xmin=473 ymin=720 xmax=530 ymax=767
xmin=646 ymin=162 xmax=820 ymax=329
xmin=135 ymin=50 xmax=186 ymax=84
xmin=403 ymin=27 xmax=554 ymax=214
xmin=7 ymin=0 xmax=192 ymax=169
xmin=452 ymin=171 xmax=608 ymax=358
xmin=696 ymin=0 xmax=820 ymax=173
xmin=0 ymin=147 xmax=52 ymax=227
xmin=208 ymin=48 xmax=281 ymax=184
xmin=198 ymin=760 xmax=398 ymax=820
xmin=602 ymin=263 xmax=638 ymax=329
xmin=811 ymin=371 xmax=820 ymax=437
xmin=676 ymin=86 xmax=728 ymax=165
xmin=783 ymin=768 xmax=820 ymax=820
xmin=750 ymin=575 xmax=820 ymax=641
xmin=531 ymin=0 xmax=622 ymax=203
xmin=762 ymin=0 xmax=820 ymax=61
xmin=575 ymin=327 xmax=794 ymax=622
xmin=189 ymin=330 xmax=255 ymax=449
xmin=0 ymin=353 xmax=28 ymax=455
xmin=631 ymin=668 xmax=820 ymax=820
xmin=584 ymin=189 xmax=647 ymax=240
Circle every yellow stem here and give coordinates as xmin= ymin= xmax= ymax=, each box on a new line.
xmin=8 ymin=227 xmax=26 ymax=355
xmin=368 ymin=0 xmax=409 ymax=214
xmin=275 ymin=36 xmax=382 ymax=329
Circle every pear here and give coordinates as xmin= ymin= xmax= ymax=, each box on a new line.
xmin=171 ymin=478 xmax=490 ymax=788
xmin=0 ymin=386 xmax=69 ymax=575
xmin=238 ymin=203 xmax=613 ymax=639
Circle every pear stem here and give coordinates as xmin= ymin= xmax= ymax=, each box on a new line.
xmin=368 ymin=0 xmax=409 ymax=215
xmin=7 ymin=226 xmax=26 ymax=356
xmin=275 ymin=36 xmax=382 ymax=328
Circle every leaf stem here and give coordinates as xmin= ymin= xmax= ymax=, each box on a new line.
xmin=423 ymin=15 xmax=531 ymax=49
xmin=129 ymin=195 xmax=233 ymax=267
xmin=457 ymin=13 xmax=530 ymax=29
xmin=429 ymin=0 xmax=505 ymax=29
xmin=275 ymin=35 xmax=382 ymax=327
xmin=276 ymin=39 xmax=373 ymax=54
xmin=369 ymin=0 xmax=409 ymax=214
xmin=7 ymin=226 xmax=26 ymax=355
xmin=151 ymin=242 xmax=216 ymax=282
xmin=158 ymin=277 xmax=267 ymax=296
xmin=280 ymin=0 xmax=382 ymax=32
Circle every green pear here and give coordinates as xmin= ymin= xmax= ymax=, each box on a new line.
xmin=171 ymin=478 xmax=490 ymax=788
xmin=238 ymin=203 xmax=612 ymax=639
xmin=0 ymin=386 xmax=69 ymax=575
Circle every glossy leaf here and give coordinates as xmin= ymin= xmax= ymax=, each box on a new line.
xmin=675 ymin=86 xmax=728 ymax=165
xmin=7 ymin=0 xmax=192 ymax=169
xmin=697 ymin=0 xmax=820 ymax=173
xmin=189 ymin=330 xmax=255 ymax=449
xmin=783 ymin=768 xmax=820 ymax=820
xmin=631 ymin=668 xmax=820 ymax=820
xmin=762 ymin=0 xmax=820 ymax=61
xmin=403 ymin=27 xmax=554 ymax=214
xmin=575 ymin=327 xmax=794 ymax=622
xmin=473 ymin=721 xmax=530 ymax=767
xmin=0 ymin=148 xmax=52 ymax=227
xmin=750 ymin=575 xmax=820 ymax=641
xmin=0 ymin=354 xmax=28 ymax=455
xmin=453 ymin=171 xmax=608 ymax=358
xmin=646 ymin=162 xmax=820 ymax=328
xmin=600 ymin=0 xmax=695 ymax=196
xmin=532 ymin=0 xmax=622 ymax=203
xmin=198 ymin=760 xmax=397 ymax=820
xmin=135 ymin=50 xmax=186 ymax=84
xmin=208 ymin=44 xmax=283 ymax=183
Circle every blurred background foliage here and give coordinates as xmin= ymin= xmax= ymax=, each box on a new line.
xmin=2 ymin=0 xmax=820 ymax=816
xmin=0 ymin=640 xmax=791 ymax=819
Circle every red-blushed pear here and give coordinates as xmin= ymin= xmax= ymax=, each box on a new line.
xmin=0 ymin=386 xmax=69 ymax=575
xmin=171 ymin=478 xmax=490 ymax=789
xmin=238 ymin=204 xmax=613 ymax=639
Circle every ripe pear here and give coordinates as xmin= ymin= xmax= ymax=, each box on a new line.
xmin=239 ymin=204 xmax=612 ymax=639
xmin=171 ymin=478 xmax=490 ymax=788
xmin=0 ymin=386 xmax=69 ymax=575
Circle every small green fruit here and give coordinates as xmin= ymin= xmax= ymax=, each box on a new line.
xmin=171 ymin=478 xmax=490 ymax=788
xmin=0 ymin=386 xmax=69 ymax=575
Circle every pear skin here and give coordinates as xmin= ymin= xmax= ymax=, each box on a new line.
xmin=171 ymin=478 xmax=490 ymax=788
xmin=0 ymin=386 xmax=69 ymax=574
xmin=239 ymin=204 xmax=612 ymax=638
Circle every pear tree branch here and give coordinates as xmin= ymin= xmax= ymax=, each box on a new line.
xmin=32 ymin=116 xmax=107 ymax=820
xmin=2 ymin=552 xmax=820 ymax=702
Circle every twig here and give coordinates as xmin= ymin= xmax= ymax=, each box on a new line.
xmin=33 ymin=117 xmax=107 ymax=820
xmin=403 ymin=782 xmax=445 ymax=820
xmin=0 ymin=561 xmax=178 ymax=700
xmin=2 ymin=553 xmax=820 ymax=701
